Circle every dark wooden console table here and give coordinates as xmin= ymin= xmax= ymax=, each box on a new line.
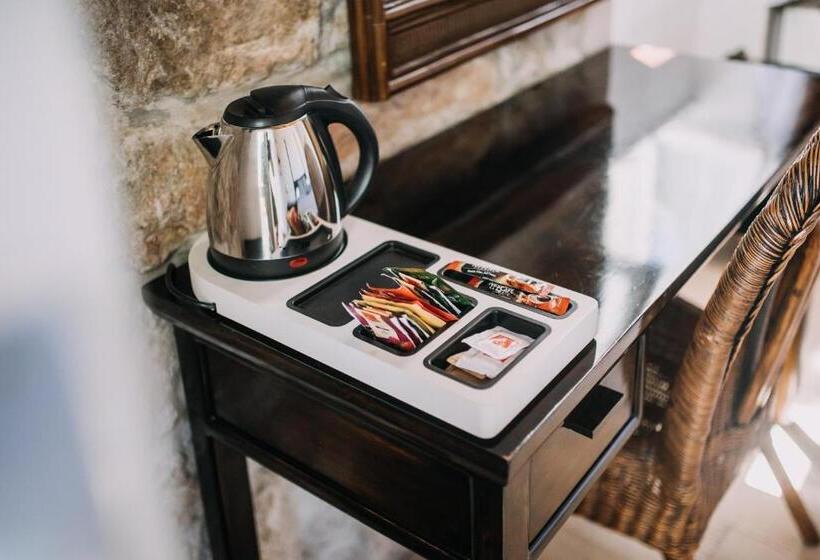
xmin=143 ymin=48 xmax=820 ymax=559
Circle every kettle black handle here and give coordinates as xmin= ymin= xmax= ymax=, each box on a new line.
xmin=307 ymin=86 xmax=379 ymax=215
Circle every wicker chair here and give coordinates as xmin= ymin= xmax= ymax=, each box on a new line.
xmin=577 ymin=127 xmax=820 ymax=560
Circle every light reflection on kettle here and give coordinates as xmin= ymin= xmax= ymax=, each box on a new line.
xmin=193 ymin=85 xmax=379 ymax=279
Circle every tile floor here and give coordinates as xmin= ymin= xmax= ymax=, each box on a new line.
xmin=540 ymin=243 xmax=820 ymax=559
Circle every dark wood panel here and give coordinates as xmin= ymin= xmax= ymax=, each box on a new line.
xmin=528 ymin=341 xmax=638 ymax=539
xmin=174 ymin=330 xmax=260 ymax=560
xmin=348 ymin=0 xmax=603 ymax=100
xmin=389 ymin=0 xmax=569 ymax=70
xmin=205 ymin=345 xmax=474 ymax=557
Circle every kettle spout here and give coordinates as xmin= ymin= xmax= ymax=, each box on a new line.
xmin=193 ymin=123 xmax=233 ymax=166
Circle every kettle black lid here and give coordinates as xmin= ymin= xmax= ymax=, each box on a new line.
xmin=223 ymin=85 xmax=346 ymax=128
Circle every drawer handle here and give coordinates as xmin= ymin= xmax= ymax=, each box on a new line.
xmin=564 ymin=385 xmax=623 ymax=439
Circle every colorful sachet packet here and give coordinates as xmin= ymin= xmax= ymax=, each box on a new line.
xmin=442 ymin=261 xmax=572 ymax=316
xmin=343 ymin=267 xmax=474 ymax=353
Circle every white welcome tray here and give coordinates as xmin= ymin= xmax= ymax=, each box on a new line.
xmin=189 ymin=216 xmax=598 ymax=439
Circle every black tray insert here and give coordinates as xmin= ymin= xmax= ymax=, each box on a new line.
xmin=425 ymin=308 xmax=549 ymax=389
xmin=288 ymin=241 xmax=440 ymax=327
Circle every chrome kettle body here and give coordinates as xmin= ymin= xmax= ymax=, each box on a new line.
xmin=193 ymin=85 xmax=379 ymax=279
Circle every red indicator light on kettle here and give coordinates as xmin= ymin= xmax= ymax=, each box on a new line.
xmin=289 ymin=256 xmax=309 ymax=269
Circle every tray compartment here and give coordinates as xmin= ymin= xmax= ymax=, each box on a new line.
xmin=353 ymin=316 xmax=464 ymax=356
xmin=439 ymin=266 xmax=576 ymax=320
xmin=352 ymin=278 xmax=477 ymax=356
xmin=425 ymin=308 xmax=549 ymax=388
xmin=288 ymin=241 xmax=439 ymax=327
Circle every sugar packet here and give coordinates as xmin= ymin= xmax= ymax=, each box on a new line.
xmin=447 ymin=349 xmax=508 ymax=379
xmin=461 ymin=326 xmax=534 ymax=361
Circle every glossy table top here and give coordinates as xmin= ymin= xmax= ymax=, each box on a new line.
xmin=359 ymin=47 xmax=820 ymax=367
xmin=353 ymin=47 xmax=820 ymax=468
xmin=147 ymin=47 xmax=820 ymax=479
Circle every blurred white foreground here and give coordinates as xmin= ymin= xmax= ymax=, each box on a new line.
xmin=0 ymin=1 xmax=184 ymax=559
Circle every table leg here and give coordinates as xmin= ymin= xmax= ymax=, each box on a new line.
xmin=193 ymin=429 xmax=260 ymax=560
xmin=761 ymin=432 xmax=820 ymax=547
xmin=175 ymin=329 xmax=260 ymax=560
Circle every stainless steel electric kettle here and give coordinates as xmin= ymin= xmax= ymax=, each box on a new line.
xmin=193 ymin=84 xmax=379 ymax=279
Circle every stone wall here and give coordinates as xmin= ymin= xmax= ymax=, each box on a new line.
xmin=85 ymin=0 xmax=610 ymax=272
xmin=82 ymin=1 xmax=610 ymax=558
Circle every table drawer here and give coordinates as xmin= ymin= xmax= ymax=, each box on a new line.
xmin=205 ymin=346 xmax=474 ymax=558
xmin=528 ymin=338 xmax=643 ymax=542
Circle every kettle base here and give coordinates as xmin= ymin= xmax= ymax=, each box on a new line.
xmin=208 ymin=233 xmax=346 ymax=281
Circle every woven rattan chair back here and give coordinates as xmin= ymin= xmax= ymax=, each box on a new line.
xmin=662 ymin=128 xmax=820 ymax=486
xmin=579 ymin=126 xmax=820 ymax=559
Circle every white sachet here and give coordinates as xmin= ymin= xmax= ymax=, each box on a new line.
xmin=447 ymin=348 xmax=508 ymax=379
xmin=461 ymin=326 xmax=534 ymax=361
